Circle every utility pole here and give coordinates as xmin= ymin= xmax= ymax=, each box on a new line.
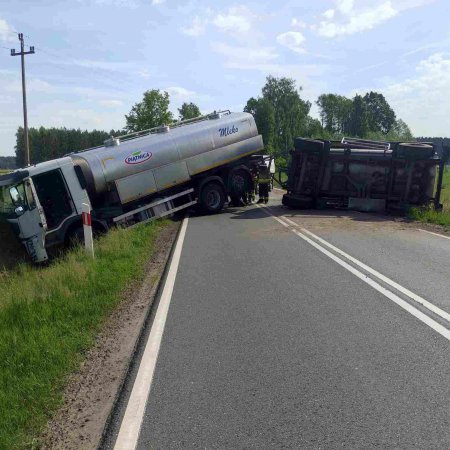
xmin=11 ymin=33 xmax=34 ymax=167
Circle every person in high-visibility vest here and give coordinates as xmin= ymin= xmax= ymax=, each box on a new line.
xmin=257 ymin=163 xmax=270 ymax=204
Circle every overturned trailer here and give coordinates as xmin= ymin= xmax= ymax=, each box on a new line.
xmin=282 ymin=137 xmax=448 ymax=212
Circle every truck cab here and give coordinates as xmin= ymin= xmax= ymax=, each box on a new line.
xmin=0 ymin=158 xmax=90 ymax=263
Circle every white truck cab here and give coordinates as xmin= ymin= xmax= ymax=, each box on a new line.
xmin=1 ymin=158 xmax=90 ymax=263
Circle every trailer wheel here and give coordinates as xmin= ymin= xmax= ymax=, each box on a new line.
xmin=199 ymin=182 xmax=226 ymax=214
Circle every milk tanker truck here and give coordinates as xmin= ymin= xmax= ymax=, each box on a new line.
xmin=0 ymin=111 xmax=264 ymax=263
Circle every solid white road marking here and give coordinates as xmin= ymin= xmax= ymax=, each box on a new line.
xmin=114 ymin=217 xmax=189 ymax=450
xmin=418 ymin=228 xmax=450 ymax=241
xmin=280 ymin=216 xmax=450 ymax=325
xmin=256 ymin=205 xmax=450 ymax=342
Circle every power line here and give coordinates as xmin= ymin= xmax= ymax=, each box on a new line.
xmin=33 ymin=45 xmax=60 ymax=59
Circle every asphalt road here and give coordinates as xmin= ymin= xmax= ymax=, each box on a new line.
xmin=107 ymin=194 xmax=450 ymax=449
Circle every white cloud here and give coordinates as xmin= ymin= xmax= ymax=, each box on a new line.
xmin=70 ymin=59 xmax=132 ymax=72
xmin=181 ymin=6 xmax=259 ymax=39
xmin=382 ymin=53 xmax=450 ymax=136
xmin=212 ymin=6 xmax=254 ymax=34
xmin=165 ymin=86 xmax=211 ymax=103
xmin=323 ymin=9 xmax=335 ymax=19
xmin=0 ymin=17 xmax=15 ymax=42
xmin=151 ymin=0 xmax=165 ymax=4
xmin=180 ymin=15 xmax=208 ymax=37
xmin=276 ymin=31 xmax=306 ymax=54
xmin=313 ymin=1 xmax=398 ymax=38
xmin=291 ymin=18 xmax=306 ymax=29
xmin=209 ymin=40 xmax=326 ymax=100
xmin=45 ymin=106 xmax=124 ymax=130
xmin=93 ymin=0 xmax=138 ymax=8
xmin=337 ymin=0 xmax=354 ymax=15
xmin=165 ymin=86 xmax=196 ymax=100
xmin=3 ymin=77 xmax=53 ymax=94
xmin=98 ymin=99 xmax=124 ymax=107
xmin=136 ymin=69 xmax=151 ymax=79
xmin=211 ymin=42 xmax=278 ymax=70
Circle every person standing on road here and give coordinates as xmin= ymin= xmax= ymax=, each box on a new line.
xmin=257 ymin=163 xmax=270 ymax=204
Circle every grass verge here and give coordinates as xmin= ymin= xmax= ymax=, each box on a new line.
xmin=0 ymin=220 xmax=169 ymax=449
xmin=409 ymin=167 xmax=450 ymax=228
xmin=408 ymin=207 xmax=450 ymax=228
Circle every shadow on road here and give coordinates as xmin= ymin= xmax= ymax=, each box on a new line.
xmin=227 ymin=201 xmax=410 ymax=226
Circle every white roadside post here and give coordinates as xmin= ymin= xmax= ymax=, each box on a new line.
xmin=82 ymin=203 xmax=94 ymax=258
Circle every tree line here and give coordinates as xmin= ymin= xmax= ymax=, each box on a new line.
xmin=15 ymin=127 xmax=122 ymax=167
xmin=245 ymin=76 xmax=414 ymax=167
xmin=0 ymin=156 xmax=16 ymax=170
xmin=15 ymin=76 xmax=415 ymax=166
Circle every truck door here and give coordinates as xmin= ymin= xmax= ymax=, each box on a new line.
xmin=9 ymin=180 xmax=49 ymax=263
xmin=32 ymin=169 xmax=75 ymax=231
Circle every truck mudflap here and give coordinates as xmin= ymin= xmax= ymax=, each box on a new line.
xmin=24 ymin=234 xmax=49 ymax=263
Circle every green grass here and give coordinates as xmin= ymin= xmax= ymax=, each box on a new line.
xmin=409 ymin=167 xmax=450 ymax=228
xmin=0 ymin=220 xmax=169 ymax=449
xmin=273 ymin=170 xmax=288 ymax=188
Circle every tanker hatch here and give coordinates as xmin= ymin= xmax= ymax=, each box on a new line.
xmin=208 ymin=111 xmax=223 ymax=120
xmin=104 ymin=137 xmax=120 ymax=147
xmin=156 ymin=125 xmax=170 ymax=133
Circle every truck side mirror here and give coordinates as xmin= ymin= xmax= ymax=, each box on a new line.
xmin=10 ymin=186 xmax=22 ymax=205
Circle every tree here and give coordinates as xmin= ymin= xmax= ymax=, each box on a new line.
xmin=178 ymin=102 xmax=201 ymax=121
xmin=363 ymin=91 xmax=396 ymax=134
xmin=125 ymin=89 xmax=173 ymax=132
xmin=348 ymin=95 xmax=369 ymax=137
xmin=260 ymin=76 xmax=311 ymax=158
xmin=244 ymin=97 xmax=275 ymax=152
xmin=316 ymin=94 xmax=352 ymax=135
xmin=304 ymin=117 xmax=323 ymax=139
xmin=388 ymin=119 xmax=414 ymax=141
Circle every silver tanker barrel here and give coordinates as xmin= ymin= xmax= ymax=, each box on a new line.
xmin=71 ymin=111 xmax=263 ymax=204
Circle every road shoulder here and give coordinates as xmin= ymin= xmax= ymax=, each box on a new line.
xmin=40 ymin=221 xmax=179 ymax=450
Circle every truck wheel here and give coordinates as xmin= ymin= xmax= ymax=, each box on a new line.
xmin=229 ymin=168 xmax=251 ymax=197
xmin=199 ymin=182 xmax=226 ymax=214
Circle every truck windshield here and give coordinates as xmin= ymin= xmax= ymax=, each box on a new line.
xmin=0 ymin=186 xmax=15 ymax=218
xmin=0 ymin=183 xmax=29 ymax=221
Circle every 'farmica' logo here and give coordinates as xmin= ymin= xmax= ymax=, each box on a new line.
xmin=219 ymin=125 xmax=238 ymax=137
xmin=125 ymin=150 xmax=152 ymax=165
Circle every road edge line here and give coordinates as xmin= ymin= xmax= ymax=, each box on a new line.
xmin=256 ymin=204 xmax=450 ymax=342
xmin=113 ymin=216 xmax=189 ymax=450
xmin=418 ymin=228 xmax=450 ymax=241
xmin=279 ymin=216 xmax=450 ymax=325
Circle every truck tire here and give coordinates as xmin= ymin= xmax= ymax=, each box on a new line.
xmin=229 ymin=168 xmax=252 ymax=197
xmin=199 ymin=181 xmax=226 ymax=214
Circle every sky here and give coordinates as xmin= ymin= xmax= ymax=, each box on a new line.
xmin=0 ymin=0 xmax=449 ymax=157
